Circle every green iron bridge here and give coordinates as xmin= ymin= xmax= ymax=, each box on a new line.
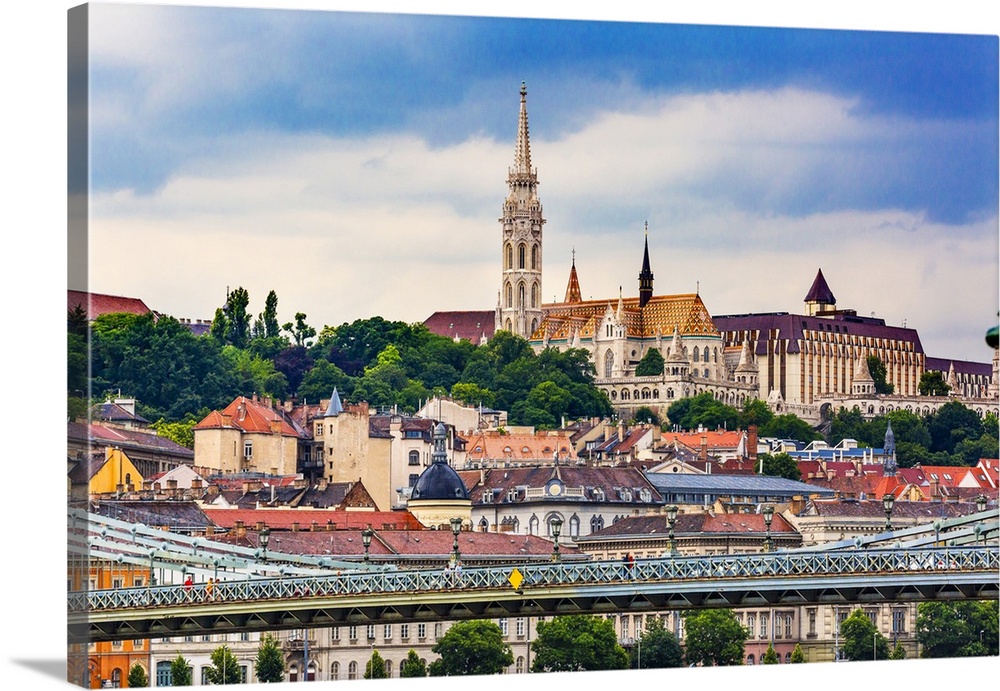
xmin=68 ymin=509 xmax=999 ymax=644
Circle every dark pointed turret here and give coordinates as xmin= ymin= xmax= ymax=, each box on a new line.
xmin=638 ymin=222 xmax=654 ymax=308
xmin=804 ymin=269 xmax=836 ymax=316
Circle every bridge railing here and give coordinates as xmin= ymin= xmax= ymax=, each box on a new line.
xmin=71 ymin=546 xmax=998 ymax=614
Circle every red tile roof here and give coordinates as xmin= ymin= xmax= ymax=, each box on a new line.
xmin=68 ymin=290 xmax=152 ymax=318
xmin=423 ymin=311 xmax=496 ymax=345
xmin=194 ymin=396 xmax=301 ymax=437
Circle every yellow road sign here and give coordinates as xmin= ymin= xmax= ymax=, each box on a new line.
xmin=508 ymin=568 xmax=523 ymax=590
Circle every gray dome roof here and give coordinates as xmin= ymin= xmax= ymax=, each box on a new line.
xmin=410 ymin=463 xmax=469 ymax=501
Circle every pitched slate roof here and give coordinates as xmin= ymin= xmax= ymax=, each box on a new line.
xmin=806 ymin=498 xmax=982 ymax=520
xmin=463 ymin=466 xmax=662 ymax=505
xmin=645 ymin=472 xmax=835 ymax=498
xmin=90 ymin=500 xmax=215 ymax=529
xmin=67 ymin=421 xmax=195 ymax=459
xmin=923 ymin=357 xmax=993 ymax=377
xmin=202 ymin=508 xmax=423 ymax=531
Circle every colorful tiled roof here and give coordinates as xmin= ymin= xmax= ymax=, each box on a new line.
xmin=531 ymin=292 xmax=719 ymax=343
xmin=465 ymin=431 xmax=577 ymax=461
xmin=194 ymin=396 xmax=302 ymax=437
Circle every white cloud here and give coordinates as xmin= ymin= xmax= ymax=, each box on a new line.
xmin=88 ymin=86 xmax=997 ymax=362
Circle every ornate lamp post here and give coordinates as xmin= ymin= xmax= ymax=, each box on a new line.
xmin=882 ymin=493 xmax=896 ymax=532
xmin=259 ymin=526 xmax=271 ymax=563
xmin=550 ymin=517 xmax=563 ymax=562
xmin=361 ymin=527 xmax=373 ymax=564
xmin=450 ymin=517 xmax=463 ymax=564
xmin=762 ymin=504 xmax=775 ymax=552
xmin=666 ymin=505 xmax=679 ymax=556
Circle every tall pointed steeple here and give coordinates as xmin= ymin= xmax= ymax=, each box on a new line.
xmin=323 ymin=388 xmax=344 ymax=417
xmin=564 ymin=248 xmax=582 ymax=303
xmin=638 ymin=221 xmax=654 ymax=308
xmin=883 ymin=419 xmax=897 ymax=476
xmin=498 ymin=82 xmax=545 ymax=339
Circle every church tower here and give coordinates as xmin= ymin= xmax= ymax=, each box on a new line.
xmin=497 ymin=82 xmax=545 ymax=339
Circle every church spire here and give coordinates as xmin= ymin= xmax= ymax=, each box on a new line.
xmin=564 ymin=248 xmax=582 ymax=303
xmin=638 ymin=221 xmax=654 ymax=308
xmin=513 ymin=81 xmax=532 ymax=177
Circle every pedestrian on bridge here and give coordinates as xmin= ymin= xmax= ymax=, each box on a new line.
xmin=206 ymin=578 xmax=215 ymax=600
xmin=442 ymin=562 xmax=452 ymax=587
xmin=184 ymin=575 xmax=193 ymax=600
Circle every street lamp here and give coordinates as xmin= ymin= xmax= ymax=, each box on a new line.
xmin=361 ymin=527 xmax=373 ymax=564
xmin=550 ymin=517 xmax=563 ymax=562
xmin=450 ymin=517 xmax=463 ymax=564
xmin=762 ymin=504 xmax=774 ymax=553
xmin=259 ymin=526 xmax=271 ymax=563
xmin=882 ymin=493 xmax=896 ymax=532
xmin=666 ymin=505 xmax=679 ymax=556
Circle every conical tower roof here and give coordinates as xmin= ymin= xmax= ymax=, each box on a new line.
xmin=564 ymin=250 xmax=582 ymax=303
xmin=804 ymin=268 xmax=836 ymax=305
xmin=323 ymin=388 xmax=344 ymax=417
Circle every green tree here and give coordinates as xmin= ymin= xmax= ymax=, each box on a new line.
xmin=682 ymin=609 xmax=747 ymax=666
xmin=127 ymin=662 xmax=148 ymax=688
xmin=759 ymin=413 xmax=822 ymax=444
xmin=531 ymin=614 xmax=628 ymax=673
xmin=667 ymin=392 xmax=739 ymax=431
xmin=400 ymin=650 xmax=427 ymax=678
xmin=283 ymin=312 xmax=317 ymax=347
xmin=223 ymin=287 xmax=252 ymax=348
xmin=916 ymin=600 xmax=999 ymax=658
xmin=839 ymin=609 xmax=889 ymax=661
xmin=761 ymin=642 xmax=779 ymax=664
xmin=635 ymin=348 xmax=665 ymax=376
xmin=739 ymin=398 xmax=773 ymax=429
xmin=789 ymin=643 xmax=805 ymax=663
xmin=867 ymin=355 xmax=894 ymax=394
xmin=927 ymin=401 xmax=984 ymax=455
xmin=428 ymin=620 xmax=513 ymax=676
xmin=261 ymin=289 xmax=281 ymax=339
xmin=758 ymin=452 xmax=802 ymax=481
xmin=632 ymin=406 xmax=661 ymax=426
xmin=205 ymin=645 xmax=242 ymax=685
xmin=631 ymin=617 xmax=682 ymax=669
xmin=450 ymin=382 xmax=496 ymax=408
xmin=364 ymin=649 xmax=388 ymax=679
xmin=151 ymin=418 xmax=197 ymax=449
xmin=889 ymin=642 xmax=907 ymax=660
xmin=254 ymin=634 xmax=285 ymax=683
xmin=919 ymin=370 xmax=951 ymax=396
xmin=170 ymin=655 xmax=193 ymax=686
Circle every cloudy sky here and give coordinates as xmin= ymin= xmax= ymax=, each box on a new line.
xmin=79 ymin=2 xmax=998 ymax=363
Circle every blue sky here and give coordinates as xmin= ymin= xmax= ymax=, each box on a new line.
xmin=80 ymin=2 xmax=999 ymax=364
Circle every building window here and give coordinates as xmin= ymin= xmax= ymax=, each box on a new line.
xmin=331 ymin=662 xmax=339 ymax=680
xmin=747 ymin=654 xmax=755 ymax=665
xmin=892 ymin=609 xmax=906 ymax=634
xmin=400 ymin=624 xmax=409 ymax=640
xmin=349 ymin=625 xmax=358 ymax=641
xmin=201 ymin=667 xmax=212 ymax=685
xmin=515 ymin=618 xmax=526 ymax=637
xmin=367 ymin=624 xmax=376 ymax=640
xmin=384 ymin=624 xmax=393 ymax=640
xmin=348 ymin=662 xmax=358 ymax=680
xmin=408 ymin=450 xmax=421 ymax=466
xmin=385 ymin=660 xmax=393 ymax=678
xmin=244 ymin=440 xmax=253 ymax=458
xmin=499 ymin=618 xmax=509 ymax=636
xmin=332 ymin=626 xmax=340 ymax=641
xmin=156 ymin=662 xmax=172 ymax=687
xmin=418 ymin=623 xmax=426 ymax=640
xmin=785 ymin=614 xmax=793 ymax=639
xmin=434 ymin=623 xmax=443 ymax=640
xmin=760 ymin=613 xmax=768 ymax=639
xmin=240 ymin=631 xmax=250 ymax=642
xmin=516 ymin=656 xmax=524 ymax=674
xmin=807 ymin=608 xmax=817 ymax=637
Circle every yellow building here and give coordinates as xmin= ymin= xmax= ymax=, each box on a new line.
xmin=194 ymin=395 xmax=301 ymax=476
xmin=87 ymin=447 xmax=144 ymax=495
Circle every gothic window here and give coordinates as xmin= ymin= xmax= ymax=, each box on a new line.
xmin=505 ymin=283 xmax=512 ymax=308
xmin=693 ymin=346 xmax=699 ymax=361
xmin=529 ymin=516 xmax=539 ymax=535
xmin=531 ymin=318 xmax=538 ymax=334
xmin=531 ymin=282 xmax=538 ymax=308
xmin=505 ymin=243 xmax=513 ymax=269
xmin=604 ymin=350 xmax=614 ymax=378
xmin=518 ymin=244 xmax=526 ymax=269
xmin=703 ymin=348 xmax=710 ymax=362
xmin=531 ymin=244 xmax=538 ymax=269
xmin=518 ymin=283 xmax=525 ymax=308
